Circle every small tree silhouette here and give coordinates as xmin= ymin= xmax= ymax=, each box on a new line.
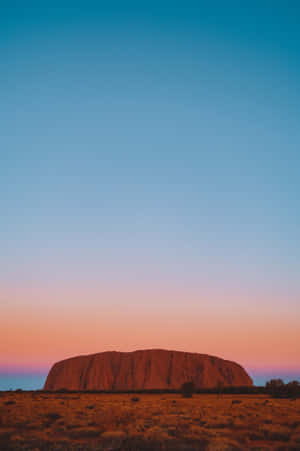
xmin=265 ymin=379 xmax=285 ymax=397
xmin=266 ymin=379 xmax=284 ymax=394
xmin=217 ymin=381 xmax=224 ymax=396
xmin=285 ymin=381 xmax=300 ymax=398
xmin=181 ymin=381 xmax=195 ymax=398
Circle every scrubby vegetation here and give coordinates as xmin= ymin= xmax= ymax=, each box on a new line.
xmin=266 ymin=379 xmax=300 ymax=399
xmin=29 ymin=385 xmax=269 ymax=395
xmin=180 ymin=381 xmax=195 ymax=398
xmin=0 ymin=391 xmax=300 ymax=449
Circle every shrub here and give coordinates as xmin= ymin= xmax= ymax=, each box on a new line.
xmin=181 ymin=381 xmax=195 ymax=398
xmin=263 ymin=427 xmax=290 ymax=442
xmin=266 ymin=379 xmax=285 ymax=397
xmin=216 ymin=381 xmax=224 ymax=395
xmin=266 ymin=379 xmax=300 ymax=398
xmin=56 ymin=388 xmax=70 ymax=393
xmin=68 ymin=428 xmax=100 ymax=439
xmin=285 ymin=381 xmax=300 ymax=398
xmin=45 ymin=412 xmax=62 ymax=422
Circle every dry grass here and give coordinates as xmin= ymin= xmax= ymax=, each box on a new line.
xmin=0 ymin=392 xmax=300 ymax=450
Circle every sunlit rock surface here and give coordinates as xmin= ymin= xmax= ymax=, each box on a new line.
xmin=44 ymin=349 xmax=252 ymax=391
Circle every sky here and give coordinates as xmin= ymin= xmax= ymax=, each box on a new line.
xmin=1 ymin=1 xmax=300 ymax=389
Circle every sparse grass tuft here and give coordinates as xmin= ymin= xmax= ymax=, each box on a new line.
xmin=0 ymin=392 xmax=299 ymax=449
xmin=45 ymin=412 xmax=63 ymax=423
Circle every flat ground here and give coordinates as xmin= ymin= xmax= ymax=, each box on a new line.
xmin=0 ymin=392 xmax=300 ymax=450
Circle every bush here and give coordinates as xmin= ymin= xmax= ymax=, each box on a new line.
xmin=45 ymin=412 xmax=62 ymax=422
xmin=285 ymin=381 xmax=300 ymax=398
xmin=266 ymin=379 xmax=300 ymax=398
xmin=68 ymin=428 xmax=100 ymax=439
xmin=181 ymin=381 xmax=195 ymax=398
xmin=56 ymin=388 xmax=70 ymax=393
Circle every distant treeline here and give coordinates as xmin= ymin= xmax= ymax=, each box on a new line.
xmin=0 ymin=386 xmax=265 ymax=395
xmin=265 ymin=379 xmax=300 ymax=399
xmin=40 ymin=386 xmax=264 ymax=395
xmin=2 ymin=379 xmax=299 ymax=398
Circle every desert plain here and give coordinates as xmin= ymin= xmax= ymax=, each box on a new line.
xmin=0 ymin=391 xmax=300 ymax=450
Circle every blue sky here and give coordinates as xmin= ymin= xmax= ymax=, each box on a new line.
xmin=1 ymin=2 xmax=300 ymax=388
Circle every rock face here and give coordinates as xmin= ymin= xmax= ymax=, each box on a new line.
xmin=44 ymin=349 xmax=252 ymax=391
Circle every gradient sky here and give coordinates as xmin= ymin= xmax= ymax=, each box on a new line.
xmin=1 ymin=2 xmax=300 ymax=389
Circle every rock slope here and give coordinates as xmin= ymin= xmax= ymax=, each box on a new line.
xmin=44 ymin=349 xmax=252 ymax=391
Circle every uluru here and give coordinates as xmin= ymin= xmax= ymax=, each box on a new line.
xmin=44 ymin=349 xmax=252 ymax=391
